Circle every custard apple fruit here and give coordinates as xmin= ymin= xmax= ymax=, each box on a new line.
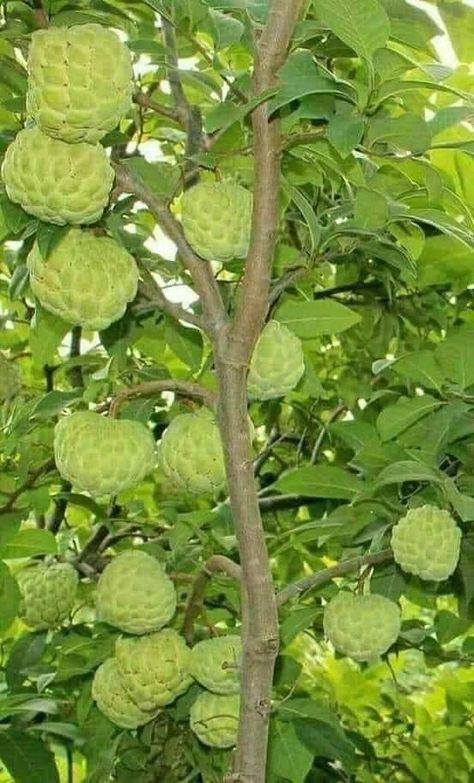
xmin=17 ymin=561 xmax=78 ymax=630
xmin=96 ymin=549 xmax=176 ymax=635
xmin=391 ymin=505 xmax=461 ymax=581
xmin=190 ymin=692 xmax=239 ymax=748
xmin=54 ymin=411 xmax=156 ymax=496
xmin=189 ymin=635 xmax=241 ymax=695
xmin=27 ymin=24 xmax=133 ymax=144
xmin=27 ymin=229 xmax=138 ymax=330
xmin=181 ymin=182 xmax=252 ymax=262
xmin=115 ymin=628 xmax=192 ymax=711
xmin=92 ymin=658 xmax=159 ymax=729
xmin=323 ymin=592 xmax=401 ymax=662
xmin=1 ymin=127 xmax=114 ymax=225
xmin=247 ymin=321 xmax=305 ymax=401
xmin=0 ymin=354 xmax=21 ymax=401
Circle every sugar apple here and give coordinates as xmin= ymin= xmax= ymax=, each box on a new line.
xmin=391 ymin=505 xmax=461 ymax=581
xmin=189 ymin=635 xmax=241 ymax=695
xmin=0 ymin=353 xmax=21 ymax=401
xmin=115 ymin=628 xmax=192 ymax=711
xmin=1 ymin=127 xmax=114 ymax=225
xmin=54 ymin=411 xmax=156 ymax=496
xmin=181 ymin=182 xmax=252 ymax=262
xmin=27 ymin=24 xmax=133 ymax=144
xmin=27 ymin=229 xmax=138 ymax=331
xmin=190 ymin=692 xmax=239 ymax=749
xmin=323 ymin=592 xmax=401 ymax=662
xmin=96 ymin=549 xmax=176 ymax=635
xmin=158 ymin=409 xmax=225 ymax=495
xmin=247 ymin=321 xmax=305 ymax=401
xmin=17 ymin=561 xmax=78 ymax=630
xmin=92 ymin=657 xmax=159 ymax=729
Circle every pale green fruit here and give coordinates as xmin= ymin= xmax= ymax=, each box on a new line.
xmin=190 ymin=692 xmax=239 ymax=749
xmin=189 ymin=635 xmax=241 ymax=695
xmin=159 ymin=410 xmax=225 ymax=495
xmin=181 ymin=182 xmax=252 ymax=262
xmin=115 ymin=629 xmax=192 ymax=711
xmin=391 ymin=505 xmax=461 ymax=581
xmin=96 ymin=550 xmax=176 ymax=635
xmin=17 ymin=562 xmax=78 ymax=630
xmin=54 ymin=411 xmax=156 ymax=496
xmin=1 ymin=128 xmax=114 ymax=225
xmin=92 ymin=658 xmax=159 ymax=729
xmin=247 ymin=321 xmax=305 ymax=401
xmin=0 ymin=354 xmax=21 ymax=401
xmin=27 ymin=229 xmax=138 ymax=331
xmin=323 ymin=592 xmax=401 ymax=662
xmin=27 ymin=24 xmax=133 ymax=144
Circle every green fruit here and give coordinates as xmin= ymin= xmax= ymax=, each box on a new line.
xmin=96 ymin=550 xmax=176 ymax=635
xmin=54 ymin=411 xmax=156 ymax=496
xmin=115 ymin=629 xmax=192 ymax=711
xmin=17 ymin=562 xmax=78 ymax=630
xmin=159 ymin=410 xmax=225 ymax=495
xmin=190 ymin=692 xmax=239 ymax=749
xmin=0 ymin=354 xmax=21 ymax=401
xmin=27 ymin=229 xmax=138 ymax=331
xmin=189 ymin=635 xmax=241 ymax=695
xmin=1 ymin=127 xmax=114 ymax=225
xmin=247 ymin=321 xmax=305 ymax=401
xmin=181 ymin=182 xmax=252 ymax=262
xmin=391 ymin=505 xmax=461 ymax=581
xmin=27 ymin=24 xmax=133 ymax=144
xmin=323 ymin=592 xmax=401 ymax=662
xmin=92 ymin=658 xmax=159 ymax=729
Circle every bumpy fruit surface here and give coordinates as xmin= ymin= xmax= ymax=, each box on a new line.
xmin=323 ymin=592 xmax=401 ymax=662
xmin=92 ymin=658 xmax=159 ymax=729
xmin=96 ymin=550 xmax=176 ymax=635
xmin=159 ymin=410 xmax=225 ymax=495
xmin=54 ymin=411 xmax=156 ymax=496
xmin=181 ymin=182 xmax=252 ymax=262
xmin=190 ymin=692 xmax=239 ymax=748
xmin=1 ymin=128 xmax=114 ymax=225
xmin=391 ymin=505 xmax=461 ymax=581
xmin=115 ymin=629 xmax=192 ymax=711
xmin=17 ymin=562 xmax=78 ymax=630
xmin=27 ymin=24 xmax=132 ymax=144
xmin=189 ymin=635 xmax=241 ymax=695
xmin=247 ymin=321 xmax=305 ymax=401
xmin=27 ymin=229 xmax=138 ymax=331
xmin=0 ymin=354 xmax=21 ymax=401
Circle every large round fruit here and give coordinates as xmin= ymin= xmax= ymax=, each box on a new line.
xmin=247 ymin=321 xmax=305 ymax=401
xmin=181 ymin=182 xmax=252 ymax=262
xmin=17 ymin=562 xmax=78 ymax=630
xmin=1 ymin=128 xmax=114 ymax=225
xmin=27 ymin=229 xmax=138 ymax=331
xmin=323 ymin=592 xmax=401 ymax=662
xmin=27 ymin=24 xmax=133 ymax=144
xmin=189 ymin=635 xmax=241 ymax=695
xmin=0 ymin=354 xmax=21 ymax=402
xmin=54 ymin=411 xmax=156 ymax=496
xmin=92 ymin=658 xmax=159 ymax=729
xmin=96 ymin=550 xmax=176 ymax=635
xmin=190 ymin=692 xmax=239 ymax=748
xmin=391 ymin=505 xmax=461 ymax=581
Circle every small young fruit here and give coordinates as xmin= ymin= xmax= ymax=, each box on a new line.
xmin=247 ymin=321 xmax=305 ymax=401
xmin=323 ymin=592 xmax=401 ymax=662
xmin=190 ymin=692 xmax=239 ymax=748
xmin=92 ymin=658 xmax=159 ymax=729
xmin=159 ymin=410 xmax=225 ymax=495
xmin=17 ymin=562 xmax=78 ymax=630
xmin=391 ymin=505 xmax=461 ymax=581
xmin=0 ymin=354 xmax=21 ymax=402
xmin=189 ymin=635 xmax=241 ymax=695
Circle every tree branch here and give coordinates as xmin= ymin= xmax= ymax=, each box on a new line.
xmin=0 ymin=458 xmax=55 ymax=515
xmin=183 ymin=555 xmax=242 ymax=645
xmin=108 ymin=379 xmax=217 ymax=418
xmin=30 ymin=0 xmax=48 ymax=28
xmin=161 ymin=16 xmax=190 ymax=123
xmin=133 ymin=92 xmax=182 ymax=124
xmin=138 ymin=270 xmax=203 ymax=329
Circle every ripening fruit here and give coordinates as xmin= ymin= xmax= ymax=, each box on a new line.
xmin=115 ymin=629 xmax=192 ymax=711
xmin=181 ymin=182 xmax=252 ymax=262
xmin=190 ymin=692 xmax=239 ymax=748
xmin=27 ymin=229 xmax=139 ymax=331
xmin=17 ymin=561 xmax=78 ymax=630
xmin=96 ymin=550 xmax=176 ymax=635
xmin=189 ymin=635 xmax=241 ymax=695
xmin=391 ymin=505 xmax=461 ymax=581
xmin=1 ymin=127 xmax=114 ymax=225
xmin=27 ymin=24 xmax=133 ymax=144
xmin=247 ymin=321 xmax=305 ymax=401
xmin=323 ymin=592 xmax=401 ymax=662
xmin=92 ymin=658 xmax=159 ymax=729
xmin=54 ymin=411 xmax=156 ymax=496
xmin=0 ymin=353 xmax=21 ymax=402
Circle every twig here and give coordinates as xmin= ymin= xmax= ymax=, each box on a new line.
xmin=31 ymin=0 xmax=48 ymax=28
xmin=133 ymin=92 xmax=182 ymax=124
xmin=108 ymin=379 xmax=217 ymax=418
xmin=161 ymin=16 xmax=190 ymax=123
xmin=183 ymin=555 xmax=242 ymax=644
xmin=268 ymin=266 xmax=308 ymax=308
xmin=310 ymin=403 xmax=346 ymax=464
xmin=138 ymin=271 xmax=203 ymax=328
xmin=0 ymin=458 xmax=55 ymax=515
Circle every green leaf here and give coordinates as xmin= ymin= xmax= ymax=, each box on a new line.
xmin=0 ymin=561 xmax=20 ymax=633
xmin=36 ymin=224 xmax=69 ymax=261
xmin=376 ymin=396 xmax=443 ymax=442
xmin=458 ymin=536 xmax=474 ymax=606
xmin=124 ymin=159 xmax=181 ymax=200
xmin=32 ymin=390 xmax=83 ymax=419
xmin=328 ymin=111 xmax=365 ymax=158
xmin=295 ymin=717 xmax=356 ymax=769
xmin=280 ymin=606 xmax=322 ymax=646
xmin=164 ymin=320 xmax=203 ymax=372
xmin=276 ymin=299 xmax=361 ymax=338
xmin=375 ymin=460 xmax=443 ymax=487
xmin=314 ymin=0 xmax=390 ymax=62
xmin=269 ymin=50 xmax=355 ymax=114
xmin=366 ymin=114 xmax=431 ymax=154
xmin=274 ymin=465 xmax=364 ymax=499
xmin=435 ymin=328 xmax=474 ymax=389
xmin=444 ymin=479 xmax=474 ymax=523
xmin=6 ymin=633 xmax=47 ymax=690
xmin=283 ymin=182 xmax=321 ymax=251
xmin=392 ymin=351 xmax=443 ymax=391
xmin=2 ymin=529 xmax=57 ymax=559
xmin=435 ymin=610 xmax=471 ymax=645
xmin=268 ymin=720 xmax=314 ymax=783
xmin=400 ymin=208 xmax=474 ymax=250
xmin=29 ymin=305 xmax=70 ymax=369
xmin=353 ymin=188 xmax=389 ymax=230
xmin=0 ymin=730 xmax=60 ymax=783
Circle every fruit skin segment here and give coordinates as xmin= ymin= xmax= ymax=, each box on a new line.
xmin=92 ymin=658 xmax=159 ymax=729
xmin=323 ymin=592 xmax=401 ymax=662
xmin=391 ymin=504 xmax=461 ymax=581
xmin=247 ymin=320 xmax=305 ymax=401
xmin=0 ymin=354 xmax=21 ymax=401
xmin=189 ymin=635 xmax=241 ymax=695
xmin=190 ymin=691 xmax=240 ymax=748
xmin=17 ymin=562 xmax=78 ymax=630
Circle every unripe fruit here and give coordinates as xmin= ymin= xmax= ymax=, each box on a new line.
xmin=27 ymin=229 xmax=138 ymax=331
xmin=54 ymin=411 xmax=156 ymax=496
xmin=27 ymin=24 xmax=133 ymax=144
xmin=96 ymin=550 xmax=176 ymax=635
xmin=17 ymin=562 xmax=78 ymax=630
xmin=1 ymin=128 xmax=114 ymax=225
xmin=391 ymin=505 xmax=461 ymax=581
xmin=92 ymin=658 xmax=159 ymax=729
xmin=323 ymin=592 xmax=401 ymax=662
xmin=190 ymin=692 xmax=239 ymax=748
xmin=247 ymin=321 xmax=305 ymax=401
xmin=181 ymin=182 xmax=252 ymax=262
xmin=189 ymin=635 xmax=241 ymax=695
xmin=159 ymin=410 xmax=225 ymax=495
xmin=0 ymin=354 xmax=21 ymax=402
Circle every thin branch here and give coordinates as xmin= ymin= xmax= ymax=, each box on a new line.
xmin=0 ymin=458 xmax=55 ymax=515
xmin=108 ymin=379 xmax=217 ymax=418
xmin=268 ymin=265 xmax=308 ymax=308
xmin=161 ymin=16 xmax=190 ymax=122
xmin=133 ymin=92 xmax=182 ymax=124
xmin=137 ymin=274 xmax=203 ymax=328
xmin=310 ymin=403 xmax=346 ymax=464
xmin=31 ymin=0 xmax=48 ymax=28
xmin=283 ymin=130 xmax=326 ymax=149
xmin=183 ymin=555 xmax=242 ymax=644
